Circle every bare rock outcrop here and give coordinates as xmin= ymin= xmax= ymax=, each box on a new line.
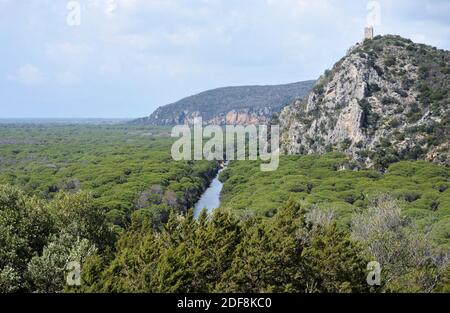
xmin=132 ymin=81 xmax=315 ymax=126
xmin=280 ymin=35 xmax=449 ymax=168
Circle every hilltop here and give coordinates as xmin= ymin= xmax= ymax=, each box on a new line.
xmin=132 ymin=81 xmax=315 ymax=125
xmin=280 ymin=35 xmax=449 ymax=169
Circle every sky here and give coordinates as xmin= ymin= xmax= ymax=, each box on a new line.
xmin=1 ymin=0 xmax=449 ymax=118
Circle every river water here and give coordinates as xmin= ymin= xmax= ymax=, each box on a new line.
xmin=193 ymin=163 xmax=227 ymax=218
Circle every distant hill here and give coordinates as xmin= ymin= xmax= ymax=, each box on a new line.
xmin=280 ymin=35 xmax=450 ymax=168
xmin=132 ymin=81 xmax=315 ymax=125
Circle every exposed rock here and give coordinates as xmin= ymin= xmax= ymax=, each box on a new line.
xmin=280 ymin=35 xmax=449 ymax=169
xmin=132 ymin=81 xmax=315 ymax=126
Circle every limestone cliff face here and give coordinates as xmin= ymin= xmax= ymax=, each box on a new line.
xmin=280 ymin=35 xmax=449 ymax=168
xmin=159 ymin=108 xmax=273 ymax=125
xmin=132 ymin=81 xmax=315 ymax=126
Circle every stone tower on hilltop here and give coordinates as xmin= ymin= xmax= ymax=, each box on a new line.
xmin=364 ymin=26 xmax=374 ymax=40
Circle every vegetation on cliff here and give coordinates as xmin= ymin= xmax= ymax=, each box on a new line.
xmin=280 ymin=35 xmax=449 ymax=169
xmin=133 ymin=81 xmax=315 ymax=126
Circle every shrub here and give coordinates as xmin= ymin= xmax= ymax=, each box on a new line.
xmin=385 ymin=57 xmax=396 ymax=67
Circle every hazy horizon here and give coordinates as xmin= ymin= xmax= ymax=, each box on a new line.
xmin=0 ymin=117 xmax=133 ymax=120
xmin=1 ymin=0 xmax=449 ymax=118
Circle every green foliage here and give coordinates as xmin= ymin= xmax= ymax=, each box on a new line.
xmin=137 ymin=81 xmax=315 ymax=125
xmin=84 ymin=201 xmax=370 ymax=293
xmin=351 ymin=195 xmax=449 ymax=292
xmin=0 ymin=185 xmax=53 ymax=291
xmin=359 ymin=99 xmax=380 ymax=131
xmin=350 ymin=35 xmax=450 ymax=163
xmin=384 ymin=56 xmax=396 ymax=67
xmin=220 ymin=155 xmax=450 ymax=246
xmin=0 ymin=184 xmax=111 ymax=293
xmin=381 ymin=96 xmax=398 ymax=105
xmin=49 ymin=191 xmax=114 ymax=250
xmin=0 ymin=124 xmax=218 ymax=229
xmin=27 ymin=232 xmax=97 ymax=293
xmin=1 ymin=123 xmax=449 ymax=293
xmin=0 ymin=266 xmax=21 ymax=293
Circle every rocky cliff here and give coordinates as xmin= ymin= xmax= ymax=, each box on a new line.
xmin=280 ymin=35 xmax=449 ymax=169
xmin=132 ymin=81 xmax=315 ymax=126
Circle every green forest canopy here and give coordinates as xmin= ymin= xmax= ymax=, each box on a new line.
xmin=220 ymin=154 xmax=450 ymax=246
xmin=0 ymin=124 xmax=449 ymax=293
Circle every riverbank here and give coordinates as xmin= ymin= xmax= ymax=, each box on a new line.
xmin=193 ymin=161 xmax=228 ymax=218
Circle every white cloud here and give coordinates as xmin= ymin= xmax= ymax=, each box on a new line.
xmin=99 ymin=61 xmax=122 ymax=75
xmin=1 ymin=0 xmax=449 ymax=118
xmin=266 ymin=0 xmax=336 ymax=19
xmin=106 ymin=33 xmax=155 ymax=49
xmin=56 ymin=71 xmax=81 ymax=85
xmin=165 ymin=28 xmax=204 ymax=46
xmin=45 ymin=42 xmax=93 ymax=60
xmin=7 ymin=64 xmax=44 ymax=85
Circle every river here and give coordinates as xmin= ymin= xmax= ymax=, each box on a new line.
xmin=193 ymin=162 xmax=228 ymax=218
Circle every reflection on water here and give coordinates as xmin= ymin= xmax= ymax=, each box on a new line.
xmin=193 ymin=163 xmax=227 ymax=218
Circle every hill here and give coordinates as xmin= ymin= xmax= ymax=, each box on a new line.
xmin=133 ymin=81 xmax=315 ymax=125
xmin=280 ymin=35 xmax=450 ymax=169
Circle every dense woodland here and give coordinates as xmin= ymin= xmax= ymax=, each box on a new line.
xmin=220 ymin=154 xmax=450 ymax=247
xmin=0 ymin=124 xmax=218 ymax=230
xmin=0 ymin=124 xmax=449 ymax=292
xmin=133 ymin=81 xmax=315 ymax=125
